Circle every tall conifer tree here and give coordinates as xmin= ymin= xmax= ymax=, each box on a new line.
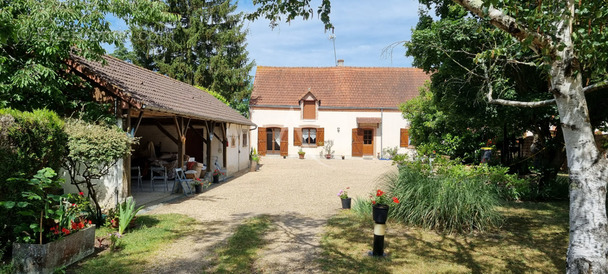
xmin=130 ymin=0 xmax=254 ymax=105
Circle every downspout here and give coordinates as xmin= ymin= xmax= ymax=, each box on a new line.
xmin=380 ymin=108 xmax=383 ymax=158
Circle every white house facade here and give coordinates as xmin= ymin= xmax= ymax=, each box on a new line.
xmin=250 ymin=61 xmax=429 ymax=158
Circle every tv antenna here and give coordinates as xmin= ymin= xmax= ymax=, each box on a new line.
xmin=328 ymin=27 xmax=337 ymax=66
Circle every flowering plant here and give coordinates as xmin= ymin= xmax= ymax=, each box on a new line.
xmin=48 ymin=191 xmax=92 ymax=240
xmin=370 ymin=189 xmax=400 ymax=206
xmin=337 ymin=187 xmax=350 ymax=199
xmin=193 ymin=178 xmax=211 ymax=189
xmin=213 ymin=169 xmax=224 ymax=176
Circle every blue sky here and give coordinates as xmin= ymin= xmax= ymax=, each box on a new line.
xmin=105 ymin=0 xmax=423 ymax=74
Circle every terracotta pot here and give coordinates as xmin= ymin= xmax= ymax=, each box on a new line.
xmin=299 ymin=153 xmax=305 ymax=159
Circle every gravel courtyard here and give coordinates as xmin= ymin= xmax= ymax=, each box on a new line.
xmin=144 ymin=157 xmax=395 ymax=273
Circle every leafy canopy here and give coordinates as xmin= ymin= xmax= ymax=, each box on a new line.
xmin=0 ymin=0 xmax=174 ymax=118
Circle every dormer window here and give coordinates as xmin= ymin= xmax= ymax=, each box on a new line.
xmin=300 ymin=90 xmax=319 ymax=120
xmin=303 ymin=100 xmax=316 ymax=120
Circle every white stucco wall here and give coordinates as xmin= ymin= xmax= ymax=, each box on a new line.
xmin=225 ymin=123 xmax=252 ymax=174
xmin=251 ymin=108 xmax=415 ymax=158
xmin=61 ymin=158 xmax=124 ymax=209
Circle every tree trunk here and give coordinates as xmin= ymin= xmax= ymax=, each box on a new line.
xmin=551 ymin=31 xmax=608 ymax=273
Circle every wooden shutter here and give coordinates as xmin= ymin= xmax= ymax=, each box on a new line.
xmin=258 ymin=127 xmax=267 ymax=156
xmin=294 ymin=128 xmax=302 ymax=146
xmin=352 ymin=128 xmax=363 ymax=157
xmin=316 ymin=128 xmax=324 ymax=146
xmin=400 ymin=128 xmax=409 ymax=147
xmin=303 ymin=101 xmax=316 ymax=120
xmin=280 ymin=127 xmax=289 ymax=156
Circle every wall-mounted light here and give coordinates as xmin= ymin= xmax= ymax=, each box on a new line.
xmin=337 ymin=127 xmax=340 ymax=133
xmin=209 ymin=133 xmax=213 ymax=141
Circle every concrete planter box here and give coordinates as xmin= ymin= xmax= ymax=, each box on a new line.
xmin=12 ymin=225 xmax=95 ymax=274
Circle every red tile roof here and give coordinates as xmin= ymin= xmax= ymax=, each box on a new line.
xmin=251 ymin=66 xmax=430 ymax=109
xmin=69 ymin=55 xmax=254 ymax=126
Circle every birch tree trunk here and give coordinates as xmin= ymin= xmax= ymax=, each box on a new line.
xmin=450 ymin=0 xmax=608 ymax=272
xmin=550 ymin=4 xmax=608 ymax=272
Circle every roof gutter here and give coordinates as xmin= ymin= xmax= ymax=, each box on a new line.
xmin=251 ymin=104 xmax=400 ymax=111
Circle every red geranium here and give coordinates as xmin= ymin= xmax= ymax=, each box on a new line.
xmin=370 ymin=189 xmax=400 ymax=206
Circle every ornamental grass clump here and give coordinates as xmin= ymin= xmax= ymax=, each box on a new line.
xmin=382 ymin=163 xmax=503 ymax=233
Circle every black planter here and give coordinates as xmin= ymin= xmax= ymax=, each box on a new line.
xmin=372 ymin=205 xmax=389 ymax=224
xmin=341 ymin=198 xmax=352 ymax=209
xmin=194 ymin=184 xmax=202 ymax=193
xmin=213 ymin=175 xmax=219 ymax=184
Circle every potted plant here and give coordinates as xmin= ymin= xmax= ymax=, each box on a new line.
xmin=370 ymin=189 xmax=400 ymax=224
xmin=212 ymin=169 xmax=224 ymax=184
xmin=9 ymin=168 xmax=96 ymax=273
xmin=250 ymin=153 xmax=260 ymax=172
xmin=298 ymin=148 xmax=306 ymax=159
xmin=337 ymin=187 xmax=351 ymax=209
xmin=323 ymin=140 xmax=335 ymax=159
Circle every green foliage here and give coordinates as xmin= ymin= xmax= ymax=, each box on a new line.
xmin=0 ymin=0 xmax=174 ymax=117
xmin=63 ymin=118 xmax=137 ymax=224
xmin=118 ymin=197 xmax=144 ymax=235
xmin=0 ymin=109 xmax=67 ymax=261
xmin=0 ymin=109 xmax=67 ymax=184
xmin=130 ymin=0 xmax=254 ymax=110
xmin=373 ymin=160 xmax=505 ymax=233
xmin=1 ymin=168 xmax=63 ymax=245
xmin=196 ymin=86 xmax=229 ymax=105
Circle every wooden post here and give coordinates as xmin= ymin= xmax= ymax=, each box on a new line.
xmin=222 ymin=123 xmax=227 ymax=169
xmin=124 ymin=107 xmax=131 ymax=197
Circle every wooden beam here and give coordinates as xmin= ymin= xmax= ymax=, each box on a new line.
xmin=221 ymin=123 xmax=227 ymax=168
xmin=206 ymin=121 xmax=215 ymax=169
xmin=154 ymin=120 xmax=179 ymax=144
xmin=133 ymin=110 xmax=144 ymax=136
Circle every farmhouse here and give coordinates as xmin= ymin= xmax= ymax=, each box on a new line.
xmin=250 ymin=60 xmax=429 ymax=158
xmin=64 ymin=55 xmax=254 ymax=207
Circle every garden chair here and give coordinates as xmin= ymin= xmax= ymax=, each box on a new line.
xmin=131 ymin=166 xmax=143 ymax=191
xmin=150 ymin=166 xmax=168 ymax=191
xmin=174 ymin=168 xmax=194 ymax=196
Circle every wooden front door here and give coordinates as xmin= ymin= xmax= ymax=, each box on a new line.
xmin=352 ymin=128 xmax=363 ymax=157
xmin=362 ymin=129 xmax=374 ymax=156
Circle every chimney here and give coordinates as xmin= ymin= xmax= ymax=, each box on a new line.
xmin=337 ymin=59 xmax=344 ymax=67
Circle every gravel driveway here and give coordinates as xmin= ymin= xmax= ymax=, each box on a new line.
xmin=145 ymin=157 xmax=395 ymax=273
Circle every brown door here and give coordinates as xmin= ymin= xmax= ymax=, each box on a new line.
xmin=362 ymin=129 xmax=374 ymax=156
xmin=352 ymin=128 xmax=363 ymax=157
xmin=266 ymin=128 xmax=282 ymax=154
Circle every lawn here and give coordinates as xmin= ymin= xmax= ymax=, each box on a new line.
xmin=319 ymin=201 xmax=569 ymax=273
xmin=69 ymin=214 xmax=198 ymax=273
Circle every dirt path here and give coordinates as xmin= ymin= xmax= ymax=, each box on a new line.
xmin=144 ymin=157 xmax=395 ymax=273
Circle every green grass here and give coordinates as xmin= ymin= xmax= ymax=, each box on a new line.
xmin=71 ymin=214 xmax=198 ymax=273
xmin=207 ymin=215 xmax=273 ymax=273
xmin=319 ymin=201 xmax=569 ymax=273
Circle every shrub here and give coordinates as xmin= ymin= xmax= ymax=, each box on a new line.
xmin=0 ymin=109 xmax=67 ymax=262
xmin=63 ymin=118 xmax=137 ymax=225
xmin=375 ymin=162 xmax=504 ymax=233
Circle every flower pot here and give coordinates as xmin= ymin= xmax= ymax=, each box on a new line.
xmin=250 ymin=162 xmax=257 ymax=172
xmin=325 ymin=154 xmax=332 ymax=159
xmin=372 ymin=205 xmax=389 ymax=224
xmin=298 ymin=154 xmax=305 ymax=159
xmin=213 ymin=174 xmax=219 ymax=184
xmin=12 ymin=225 xmax=95 ymax=273
xmin=342 ymin=156 xmax=345 ymax=160
xmin=341 ymin=198 xmax=352 ymax=209
xmin=194 ymin=184 xmax=202 ymax=193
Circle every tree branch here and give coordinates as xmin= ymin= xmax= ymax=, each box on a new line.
xmin=483 ymin=64 xmax=555 ymax=108
xmin=583 ymin=80 xmax=608 ymax=94
xmin=452 ymin=0 xmax=553 ymax=54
